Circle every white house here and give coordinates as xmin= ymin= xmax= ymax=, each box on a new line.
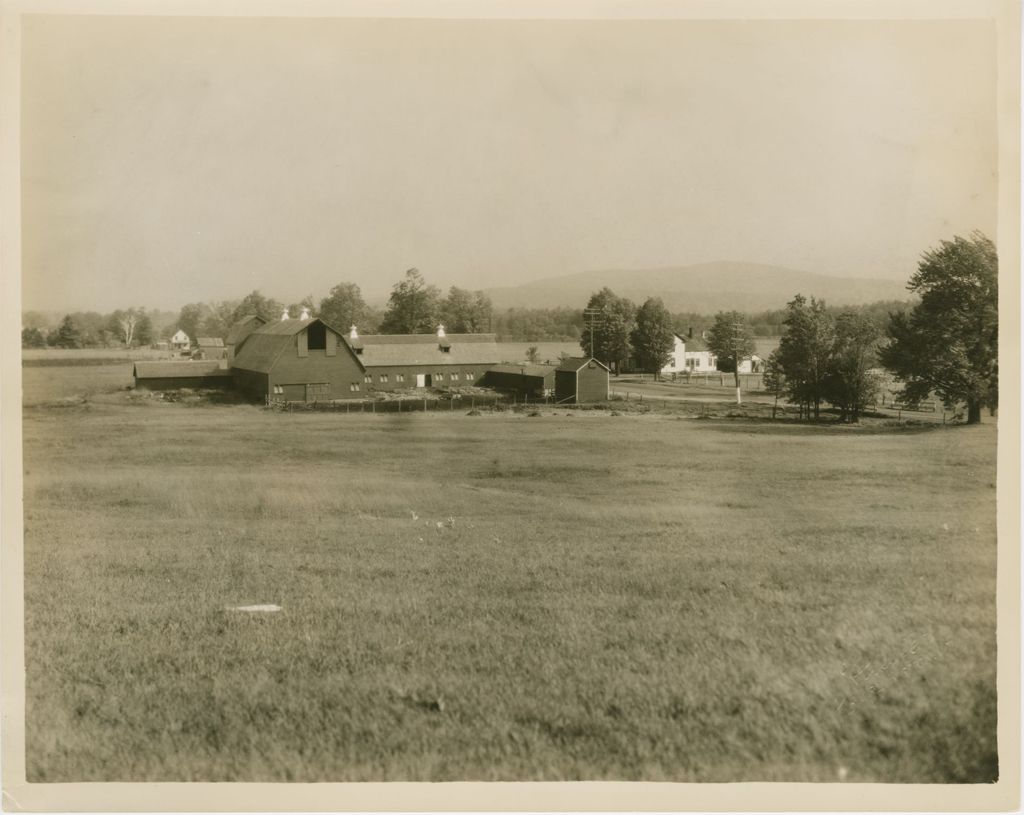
xmin=170 ymin=329 xmax=190 ymax=350
xmin=659 ymin=330 xmax=763 ymax=376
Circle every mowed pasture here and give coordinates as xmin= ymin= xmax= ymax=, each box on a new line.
xmin=21 ymin=367 xmax=997 ymax=782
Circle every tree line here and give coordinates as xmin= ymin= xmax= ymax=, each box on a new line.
xmin=764 ymin=232 xmax=997 ymax=424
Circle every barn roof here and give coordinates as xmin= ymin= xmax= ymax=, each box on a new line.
xmin=133 ymin=361 xmax=231 ymax=379
xmin=351 ymin=333 xmax=499 ymax=367
xmin=225 ymin=315 xmax=266 ymax=346
xmin=487 ymin=364 xmax=556 ymax=378
xmin=196 ymin=337 xmax=224 ymax=347
xmin=556 ymin=357 xmax=611 ymax=373
xmin=231 ymin=318 xmax=365 ymax=374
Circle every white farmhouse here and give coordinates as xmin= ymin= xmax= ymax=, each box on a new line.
xmin=170 ymin=329 xmax=191 ymax=350
xmin=659 ymin=330 xmax=763 ymax=376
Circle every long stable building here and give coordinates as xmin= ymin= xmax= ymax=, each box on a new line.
xmin=135 ymin=310 xmax=500 ymax=403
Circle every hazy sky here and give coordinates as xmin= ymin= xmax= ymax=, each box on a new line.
xmin=21 ymin=16 xmax=997 ymax=313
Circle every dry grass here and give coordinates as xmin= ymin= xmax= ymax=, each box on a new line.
xmin=22 ymin=372 xmax=997 ymax=782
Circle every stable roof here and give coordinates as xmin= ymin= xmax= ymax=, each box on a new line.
xmin=487 ymin=364 xmax=556 ymax=378
xmin=350 ymin=333 xmax=499 ymax=367
xmin=196 ymin=337 xmax=225 ymax=347
xmin=133 ymin=361 xmax=231 ymax=379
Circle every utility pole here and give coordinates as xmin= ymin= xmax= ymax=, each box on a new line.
xmin=731 ymin=320 xmax=744 ymax=405
xmin=583 ymin=308 xmax=603 ymax=361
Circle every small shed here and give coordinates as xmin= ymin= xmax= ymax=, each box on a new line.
xmin=555 ymin=357 xmax=610 ymax=404
xmin=480 ymin=364 xmax=556 ymax=397
xmin=194 ymin=337 xmax=227 ymax=360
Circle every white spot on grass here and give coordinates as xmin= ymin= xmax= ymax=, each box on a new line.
xmin=227 ymin=604 xmax=282 ymax=613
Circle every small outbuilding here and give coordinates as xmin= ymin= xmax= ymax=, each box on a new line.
xmin=194 ymin=337 xmax=226 ymax=360
xmin=555 ymin=357 xmax=610 ymax=404
xmin=480 ymin=364 xmax=556 ymax=398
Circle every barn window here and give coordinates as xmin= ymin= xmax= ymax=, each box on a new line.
xmin=397 ymin=373 xmax=405 ymax=382
xmin=440 ymin=345 xmax=451 ymax=353
xmin=307 ymin=322 xmax=327 ymax=350
xmin=436 ymin=372 xmax=444 ymax=381
xmin=364 ymin=374 xmax=372 ymax=383
xmin=355 ymin=347 xmax=363 ymax=355
xmin=350 ymin=382 xmax=361 ymax=392
xmin=451 ymin=372 xmax=459 ymax=381
xmin=379 ymin=374 xmax=388 ymax=383
xmin=273 ymin=385 xmax=283 ymax=395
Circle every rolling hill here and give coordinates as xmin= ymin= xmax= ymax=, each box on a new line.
xmin=485 ymin=262 xmax=911 ymax=313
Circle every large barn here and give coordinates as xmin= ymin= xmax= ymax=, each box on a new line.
xmin=134 ymin=312 xmax=502 ymax=403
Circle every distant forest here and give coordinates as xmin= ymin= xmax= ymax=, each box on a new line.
xmin=22 ymin=298 xmax=913 ymax=349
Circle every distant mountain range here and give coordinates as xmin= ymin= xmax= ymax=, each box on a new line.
xmin=484 ymin=262 xmax=911 ymax=313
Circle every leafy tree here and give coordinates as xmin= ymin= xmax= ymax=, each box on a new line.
xmin=824 ymin=311 xmax=883 ymax=423
xmin=630 ymin=297 xmax=676 ymax=379
xmin=706 ymin=311 xmax=755 ymax=402
xmin=177 ymin=303 xmax=207 ymax=341
xmin=763 ymin=350 xmax=786 ymax=419
xmin=134 ymin=311 xmax=154 ymax=346
xmin=526 ymin=346 xmax=540 ymax=364
xmin=201 ymin=300 xmax=240 ymax=338
xmin=319 ymin=283 xmax=368 ymax=333
xmin=21 ymin=327 xmax=46 ymax=348
xmin=231 ymin=291 xmax=283 ymax=325
xmin=441 ymin=287 xmax=493 ymax=333
xmin=580 ymin=288 xmax=635 ymax=374
xmin=109 ymin=308 xmax=148 ymax=347
xmin=54 ymin=315 xmax=82 ymax=349
xmin=776 ymin=295 xmax=835 ymax=419
xmin=880 ymin=232 xmax=997 ymax=424
xmin=288 ymin=295 xmax=317 ymax=319
xmin=380 ymin=269 xmax=442 ymax=334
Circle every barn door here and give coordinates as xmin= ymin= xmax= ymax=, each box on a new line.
xmin=416 ymin=374 xmax=426 ymax=388
xmin=305 ymin=383 xmax=329 ymax=402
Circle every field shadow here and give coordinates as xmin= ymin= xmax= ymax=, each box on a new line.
xmin=695 ymin=417 xmax=949 ymax=437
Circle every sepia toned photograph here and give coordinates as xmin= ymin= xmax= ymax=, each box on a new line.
xmin=2 ymin=1 xmax=1019 ymax=807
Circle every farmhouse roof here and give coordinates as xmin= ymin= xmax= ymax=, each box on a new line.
xmin=133 ymin=361 xmax=231 ymax=379
xmin=349 ymin=333 xmax=499 ymax=367
xmin=685 ymin=336 xmax=710 ymax=352
xmin=196 ymin=337 xmax=225 ymax=347
xmin=556 ymin=357 xmax=611 ymax=373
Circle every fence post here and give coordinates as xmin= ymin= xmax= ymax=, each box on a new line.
xmin=472 ymin=397 xmax=475 ymax=410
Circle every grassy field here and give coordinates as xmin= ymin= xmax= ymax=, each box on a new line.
xmin=22 ymin=368 xmax=997 ymax=782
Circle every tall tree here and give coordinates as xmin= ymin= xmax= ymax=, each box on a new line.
xmin=880 ymin=232 xmax=998 ymax=424
xmin=202 ymin=300 xmax=240 ymax=338
xmin=441 ymin=287 xmax=493 ymax=333
xmin=630 ymin=297 xmax=676 ymax=379
xmin=134 ymin=311 xmax=154 ymax=347
xmin=288 ymin=295 xmax=317 ymax=319
xmin=763 ymin=350 xmax=786 ymax=419
xmin=580 ymin=288 xmax=635 ymax=374
xmin=54 ymin=315 xmax=82 ymax=349
xmin=776 ymin=295 xmax=835 ymax=419
xmin=380 ymin=268 xmax=442 ymax=334
xmin=319 ymin=282 xmax=369 ymax=333
xmin=824 ymin=311 xmax=883 ymax=423
xmin=177 ymin=303 xmax=207 ymax=340
xmin=21 ymin=327 xmax=47 ymax=348
xmin=706 ymin=311 xmax=755 ymax=403
xmin=108 ymin=309 xmax=141 ymax=347
xmin=231 ymin=291 xmax=283 ymax=325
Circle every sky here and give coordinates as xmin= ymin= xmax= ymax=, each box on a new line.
xmin=21 ymin=15 xmax=998 ymax=313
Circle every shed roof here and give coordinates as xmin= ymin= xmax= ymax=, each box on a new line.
xmin=556 ymin=357 xmax=611 ymax=373
xmin=351 ymin=333 xmax=499 ymax=367
xmin=196 ymin=337 xmax=225 ymax=347
xmin=487 ymin=364 xmax=556 ymax=378
xmin=133 ymin=361 xmax=231 ymax=379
